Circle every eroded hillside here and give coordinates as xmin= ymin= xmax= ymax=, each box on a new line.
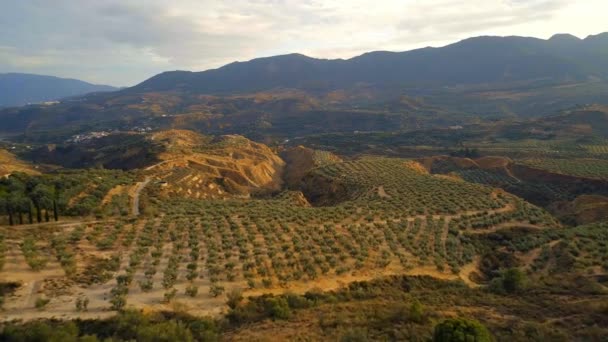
xmin=144 ymin=130 xmax=285 ymax=199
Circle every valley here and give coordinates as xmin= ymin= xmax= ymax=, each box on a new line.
xmin=1 ymin=127 xmax=606 ymax=340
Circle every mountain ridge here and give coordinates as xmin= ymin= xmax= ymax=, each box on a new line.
xmin=130 ymin=32 xmax=608 ymax=94
xmin=2 ymin=32 xmax=608 ymax=139
xmin=0 ymin=72 xmax=117 ymax=107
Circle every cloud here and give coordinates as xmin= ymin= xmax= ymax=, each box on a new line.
xmin=0 ymin=0 xmax=603 ymax=85
xmin=396 ymin=0 xmax=567 ymax=42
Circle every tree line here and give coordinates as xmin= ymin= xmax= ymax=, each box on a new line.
xmin=0 ymin=172 xmax=60 ymax=225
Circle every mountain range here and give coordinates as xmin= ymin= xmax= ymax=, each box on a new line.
xmin=132 ymin=33 xmax=608 ymax=94
xmin=0 ymin=73 xmax=117 ymax=107
xmin=1 ymin=33 xmax=608 ymax=140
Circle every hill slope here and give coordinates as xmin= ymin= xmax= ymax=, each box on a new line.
xmin=0 ymin=149 xmax=39 ymax=177
xmin=0 ymin=73 xmax=117 ymax=107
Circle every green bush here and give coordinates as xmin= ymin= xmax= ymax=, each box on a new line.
xmin=265 ymin=297 xmax=291 ymax=320
xmin=502 ymin=268 xmax=526 ymax=293
xmin=433 ymin=318 xmax=492 ymax=342
xmin=209 ymin=284 xmax=225 ymax=297
xmin=408 ymin=300 xmax=425 ymax=324
xmin=185 ymin=285 xmax=199 ymax=298
xmin=2 ymin=321 xmax=80 ymax=341
xmin=136 ymin=320 xmax=194 ymax=342
xmin=489 ymin=268 xmax=527 ymax=294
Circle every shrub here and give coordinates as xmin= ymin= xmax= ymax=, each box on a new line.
xmin=265 ymin=297 xmax=291 ymax=320
xmin=2 ymin=321 xmax=79 ymax=341
xmin=136 ymin=320 xmax=194 ymax=342
xmin=226 ymin=288 xmax=243 ymax=309
xmin=433 ymin=318 xmax=492 ymax=342
xmin=502 ymin=268 xmax=526 ymax=293
xmin=185 ymin=285 xmax=199 ymax=297
xmin=35 ymin=297 xmax=50 ymax=309
xmin=139 ymin=279 xmax=154 ymax=292
xmin=490 ymin=268 xmax=527 ymax=294
xmin=408 ymin=300 xmax=425 ymax=324
xmin=209 ymin=284 xmax=225 ymax=297
xmin=110 ymin=294 xmax=126 ymax=311
xmin=164 ymin=288 xmax=178 ymax=303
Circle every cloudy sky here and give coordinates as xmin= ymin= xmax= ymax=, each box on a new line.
xmin=0 ymin=0 xmax=606 ymax=86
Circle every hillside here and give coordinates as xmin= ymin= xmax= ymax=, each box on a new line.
xmin=144 ymin=130 xmax=285 ymax=199
xmin=0 ymin=149 xmax=39 ymax=177
xmin=6 ymin=130 xmax=286 ymax=218
xmin=418 ymin=155 xmax=608 ymax=224
xmin=0 ymin=152 xmax=561 ymax=322
xmin=0 ymin=73 xmax=117 ymax=107
xmin=2 ymin=131 xmax=607 ymax=341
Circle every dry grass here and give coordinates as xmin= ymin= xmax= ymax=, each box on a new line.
xmin=0 ymin=149 xmax=39 ymax=177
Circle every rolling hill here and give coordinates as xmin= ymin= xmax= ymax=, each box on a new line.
xmin=0 ymin=73 xmax=117 ymax=107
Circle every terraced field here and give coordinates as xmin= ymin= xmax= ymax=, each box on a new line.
xmin=519 ymin=157 xmax=608 ymax=180
xmin=476 ymin=221 xmax=608 ymax=277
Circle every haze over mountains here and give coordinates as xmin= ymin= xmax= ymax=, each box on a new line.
xmin=0 ymin=73 xmax=117 ymax=107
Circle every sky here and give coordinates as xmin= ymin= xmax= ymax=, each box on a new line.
xmin=0 ymin=0 xmax=606 ymax=87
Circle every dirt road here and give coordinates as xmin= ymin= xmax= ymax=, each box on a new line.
xmin=132 ymin=177 xmax=151 ymax=216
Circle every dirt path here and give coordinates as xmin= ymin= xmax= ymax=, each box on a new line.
xmin=101 ymin=185 xmax=125 ymax=205
xmin=466 ymin=222 xmax=546 ymax=235
xmin=519 ymin=240 xmax=561 ymax=269
xmin=504 ymin=166 xmax=522 ymax=183
xmin=68 ymin=184 xmax=97 ymax=207
xmin=144 ymin=159 xmax=178 ymax=171
xmin=132 ymin=177 xmax=151 ymax=216
xmin=458 ymin=257 xmax=481 ymax=288
xmin=0 ymin=218 xmax=112 ymax=230
xmin=377 ymin=186 xmax=391 ymax=198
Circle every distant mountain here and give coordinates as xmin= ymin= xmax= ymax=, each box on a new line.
xmin=0 ymin=73 xmax=117 ymax=107
xmin=132 ymin=33 xmax=608 ymax=94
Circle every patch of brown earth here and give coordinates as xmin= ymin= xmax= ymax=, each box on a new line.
xmin=0 ymin=149 xmax=39 ymax=177
xmin=377 ymin=186 xmax=391 ymax=198
xmin=403 ymin=160 xmax=430 ymax=174
xmin=475 ymin=156 xmax=513 ymax=169
xmin=101 ymin=185 xmax=126 ymax=205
